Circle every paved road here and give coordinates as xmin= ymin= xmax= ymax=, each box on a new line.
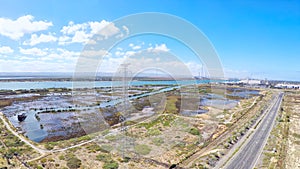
xmin=224 ymin=93 xmax=283 ymax=169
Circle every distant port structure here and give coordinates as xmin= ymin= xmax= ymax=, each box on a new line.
xmin=223 ymin=78 xmax=300 ymax=89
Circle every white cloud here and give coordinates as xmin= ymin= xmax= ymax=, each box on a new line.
xmin=129 ymin=43 xmax=141 ymax=50
xmin=113 ymin=43 xmax=168 ymax=59
xmin=59 ymin=21 xmax=90 ymax=44
xmin=186 ymin=62 xmax=204 ymax=76
xmin=0 ymin=59 xmax=75 ymax=72
xmin=122 ymin=26 xmax=129 ymax=35
xmin=0 ymin=15 xmax=52 ymax=40
xmin=59 ymin=20 xmax=120 ymax=44
xmin=147 ymin=44 xmax=170 ymax=52
xmin=0 ymin=46 xmax=14 ymax=54
xmin=57 ymin=48 xmax=79 ymax=58
xmin=124 ymin=51 xmax=137 ymax=57
xmin=132 ymin=45 xmax=141 ymax=50
xmin=19 ymin=47 xmax=47 ymax=56
xmin=18 ymin=47 xmax=79 ymax=61
xmin=98 ymin=57 xmax=125 ymax=73
xmin=0 ymin=48 xmax=80 ymax=72
xmin=95 ymin=22 xmax=119 ymax=38
xmin=89 ymin=20 xmax=110 ymax=34
xmin=41 ymin=48 xmax=79 ymax=61
xmin=81 ymin=49 xmax=109 ymax=57
xmin=40 ymin=48 xmax=80 ymax=64
xmin=58 ymin=36 xmax=71 ymax=45
xmin=86 ymin=40 xmax=97 ymax=45
xmin=60 ymin=21 xmax=88 ymax=35
xmin=97 ymin=53 xmax=194 ymax=77
xmin=23 ymin=33 xmax=57 ymax=46
xmin=115 ymin=51 xmax=124 ymax=56
xmin=18 ymin=56 xmax=34 ymax=60
xmin=71 ymin=30 xmax=91 ymax=43
xmin=154 ymin=44 xmax=170 ymax=52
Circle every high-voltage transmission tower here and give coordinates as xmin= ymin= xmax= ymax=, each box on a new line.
xmin=119 ymin=63 xmax=131 ymax=159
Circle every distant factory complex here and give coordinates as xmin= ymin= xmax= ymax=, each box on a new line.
xmin=225 ymin=79 xmax=300 ymax=89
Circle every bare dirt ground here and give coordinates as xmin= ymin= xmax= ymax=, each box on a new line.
xmin=284 ymin=92 xmax=300 ymax=169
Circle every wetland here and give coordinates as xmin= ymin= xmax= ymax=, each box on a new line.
xmin=0 ymin=80 xmax=260 ymax=143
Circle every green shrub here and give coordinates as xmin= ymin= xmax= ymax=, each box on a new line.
xmin=103 ymin=160 xmax=119 ymax=169
xmin=59 ymin=155 xmax=65 ymax=160
xmin=96 ymin=154 xmax=111 ymax=162
xmin=66 ymin=156 xmax=81 ymax=169
xmin=45 ymin=144 xmax=53 ymax=150
xmin=148 ymin=128 xmax=161 ymax=136
xmin=134 ymin=144 xmax=151 ymax=155
xmin=86 ymin=144 xmax=103 ymax=153
xmin=152 ymin=137 xmax=164 ymax=146
xmin=40 ymin=158 xmax=47 ymax=163
xmin=189 ymin=128 xmax=200 ymax=135
xmin=121 ymin=156 xmax=131 ymax=163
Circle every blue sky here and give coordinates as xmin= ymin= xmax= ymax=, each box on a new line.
xmin=0 ymin=0 xmax=299 ymax=81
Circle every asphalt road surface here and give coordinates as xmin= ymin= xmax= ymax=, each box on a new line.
xmin=224 ymin=93 xmax=284 ymax=169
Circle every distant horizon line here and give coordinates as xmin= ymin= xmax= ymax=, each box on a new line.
xmin=0 ymin=72 xmax=299 ymax=82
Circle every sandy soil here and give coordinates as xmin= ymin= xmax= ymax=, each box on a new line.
xmin=285 ymin=94 xmax=300 ymax=169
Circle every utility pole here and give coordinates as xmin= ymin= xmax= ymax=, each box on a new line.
xmin=121 ymin=63 xmax=130 ymax=112
xmin=202 ymin=65 xmax=204 ymax=79
xmin=119 ymin=63 xmax=130 ymax=159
